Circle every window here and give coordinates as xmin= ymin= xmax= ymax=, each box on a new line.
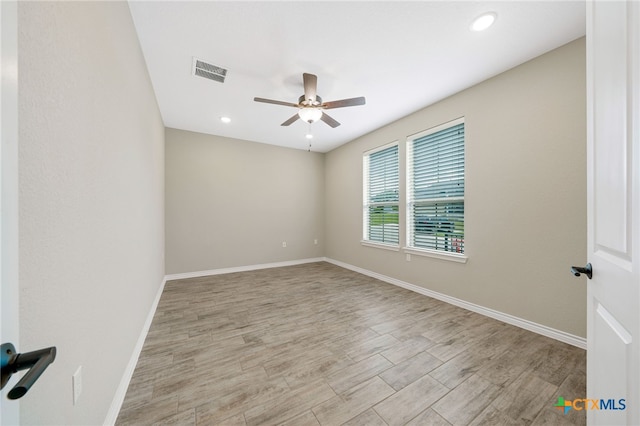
xmin=363 ymin=143 xmax=399 ymax=247
xmin=407 ymin=118 xmax=465 ymax=257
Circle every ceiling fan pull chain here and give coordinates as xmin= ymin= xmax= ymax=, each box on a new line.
xmin=307 ymin=122 xmax=312 ymax=152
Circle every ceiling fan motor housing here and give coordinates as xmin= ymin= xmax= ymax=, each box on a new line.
xmin=298 ymin=95 xmax=322 ymax=107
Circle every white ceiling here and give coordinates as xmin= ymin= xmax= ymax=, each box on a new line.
xmin=129 ymin=1 xmax=585 ymax=153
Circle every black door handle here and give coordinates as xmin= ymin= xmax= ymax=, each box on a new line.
xmin=1 ymin=342 xmax=56 ymax=399
xmin=571 ymin=263 xmax=593 ymax=279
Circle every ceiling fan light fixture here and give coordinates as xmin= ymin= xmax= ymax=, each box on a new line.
xmin=470 ymin=12 xmax=497 ymax=31
xmin=298 ymin=107 xmax=323 ymax=123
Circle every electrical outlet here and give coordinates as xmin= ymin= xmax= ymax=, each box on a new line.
xmin=314 ymin=239 xmax=318 ymax=245
xmin=72 ymin=366 xmax=82 ymax=405
xmin=282 ymin=241 xmax=287 ymax=248
xmin=406 ymin=253 xmax=411 ymax=262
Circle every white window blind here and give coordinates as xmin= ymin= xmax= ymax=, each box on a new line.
xmin=408 ymin=120 xmax=464 ymax=254
xmin=363 ymin=143 xmax=399 ymax=245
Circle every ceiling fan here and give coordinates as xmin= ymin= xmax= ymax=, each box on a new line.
xmin=254 ymin=73 xmax=366 ymax=128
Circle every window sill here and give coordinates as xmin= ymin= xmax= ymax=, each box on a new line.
xmin=403 ymin=247 xmax=468 ymax=263
xmin=361 ymin=240 xmax=400 ymax=252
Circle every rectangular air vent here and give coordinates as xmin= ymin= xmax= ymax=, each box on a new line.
xmin=192 ymin=57 xmax=227 ymax=83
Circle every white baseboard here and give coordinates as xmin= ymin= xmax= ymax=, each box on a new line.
xmin=325 ymin=258 xmax=587 ymax=350
xmin=103 ymin=276 xmax=167 ymax=426
xmin=164 ymin=257 xmax=326 ymax=282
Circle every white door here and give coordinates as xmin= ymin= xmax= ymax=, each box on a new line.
xmin=586 ymin=1 xmax=639 ymax=425
xmin=0 ymin=1 xmax=20 ymax=424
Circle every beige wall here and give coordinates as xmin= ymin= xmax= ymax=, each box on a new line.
xmin=18 ymin=2 xmax=165 ymax=424
xmin=165 ymin=128 xmax=325 ymax=274
xmin=325 ymin=38 xmax=587 ymax=337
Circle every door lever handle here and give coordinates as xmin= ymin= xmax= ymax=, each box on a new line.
xmin=571 ymin=263 xmax=593 ymax=280
xmin=1 ymin=342 xmax=56 ymax=399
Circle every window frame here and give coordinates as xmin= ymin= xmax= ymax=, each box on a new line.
xmin=362 ymin=141 xmax=400 ymax=250
xmin=404 ymin=118 xmax=467 ymax=263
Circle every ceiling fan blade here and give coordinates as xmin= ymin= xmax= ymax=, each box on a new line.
xmin=322 ymin=96 xmax=366 ymax=109
xmin=281 ymin=114 xmax=300 ymax=126
xmin=320 ymin=112 xmax=341 ymax=128
xmin=303 ymin=73 xmax=318 ymax=103
xmin=254 ymin=97 xmax=299 ymax=108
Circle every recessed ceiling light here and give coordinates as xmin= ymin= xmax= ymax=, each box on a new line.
xmin=220 ymin=116 xmax=231 ymax=124
xmin=470 ymin=12 xmax=497 ymax=32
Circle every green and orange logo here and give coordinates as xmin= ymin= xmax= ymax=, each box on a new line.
xmin=554 ymin=397 xmax=573 ymax=414
xmin=554 ymin=396 xmax=626 ymax=414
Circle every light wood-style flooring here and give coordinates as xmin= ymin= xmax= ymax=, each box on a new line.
xmin=116 ymin=262 xmax=586 ymax=425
